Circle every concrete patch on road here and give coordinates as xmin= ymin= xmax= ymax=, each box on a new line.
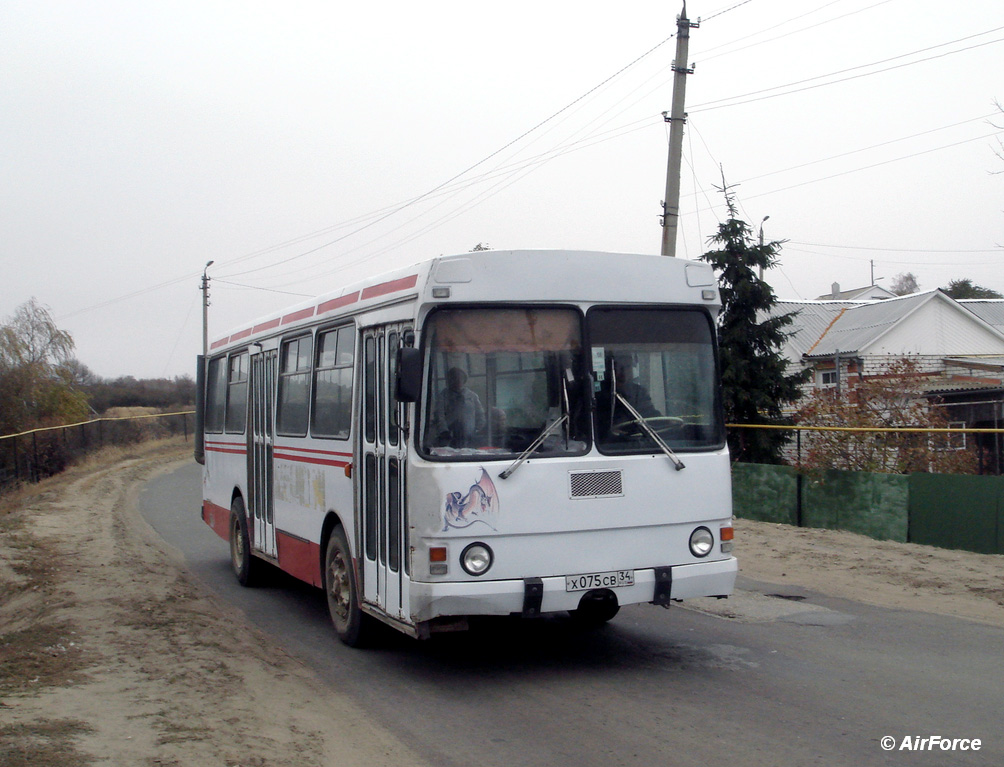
xmin=681 ymin=589 xmax=855 ymax=625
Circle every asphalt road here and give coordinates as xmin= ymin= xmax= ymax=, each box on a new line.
xmin=141 ymin=462 xmax=1002 ymax=767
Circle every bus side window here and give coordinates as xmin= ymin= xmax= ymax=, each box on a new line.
xmin=205 ymin=356 xmax=227 ymax=433
xmin=224 ymin=351 xmax=248 ymax=434
xmin=277 ymin=336 xmax=313 ymax=436
xmin=312 ymin=327 xmax=354 ymax=439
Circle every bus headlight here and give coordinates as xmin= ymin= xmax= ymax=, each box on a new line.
xmin=689 ymin=527 xmax=714 ymax=558
xmin=461 ymin=542 xmax=493 ymax=576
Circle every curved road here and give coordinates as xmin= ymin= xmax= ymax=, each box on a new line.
xmin=141 ymin=461 xmax=1001 ymax=767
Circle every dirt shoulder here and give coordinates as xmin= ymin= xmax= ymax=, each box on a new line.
xmin=1 ymin=442 xmax=1002 ymax=765
xmin=735 ymin=517 xmax=1004 ymax=627
xmin=0 ymin=440 xmax=420 ymax=767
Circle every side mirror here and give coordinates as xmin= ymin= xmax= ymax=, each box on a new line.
xmin=396 ymin=347 xmax=422 ymax=403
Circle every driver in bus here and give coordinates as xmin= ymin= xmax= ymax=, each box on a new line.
xmin=596 ymin=354 xmax=661 ymax=438
xmin=433 ymin=367 xmax=486 ymax=448
xmin=612 ymin=354 xmax=659 ymax=418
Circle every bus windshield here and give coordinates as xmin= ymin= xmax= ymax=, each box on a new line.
xmin=589 ymin=307 xmax=723 ymax=454
xmin=420 ymin=307 xmax=590 ymax=459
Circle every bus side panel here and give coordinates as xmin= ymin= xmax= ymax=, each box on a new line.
xmin=202 ymin=499 xmax=231 ymax=541
xmin=276 ymin=531 xmax=323 ymax=587
xmin=202 ymin=435 xmax=249 ymax=542
xmin=270 ymin=435 xmax=355 ymax=587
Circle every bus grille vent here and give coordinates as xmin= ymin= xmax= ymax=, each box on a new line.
xmin=569 ymin=470 xmax=623 ymax=499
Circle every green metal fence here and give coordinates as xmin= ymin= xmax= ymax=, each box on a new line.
xmin=909 ymin=474 xmax=1004 ymax=555
xmin=733 ymin=462 xmax=1003 ymax=555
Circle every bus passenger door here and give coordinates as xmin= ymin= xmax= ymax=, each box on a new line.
xmin=248 ymin=349 xmax=277 ymax=559
xmin=360 ymin=325 xmax=410 ymax=622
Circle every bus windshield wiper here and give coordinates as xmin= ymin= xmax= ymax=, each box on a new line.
xmin=498 ymin=415 xmax=568 ymax=480
xmin=615 ymin=393 xmax=685 ymax=471
xmin=500 ymin=368 xmax=575 ymax=480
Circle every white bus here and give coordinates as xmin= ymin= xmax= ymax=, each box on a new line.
xmin=195 ymin=250 xmax=736 ymax=645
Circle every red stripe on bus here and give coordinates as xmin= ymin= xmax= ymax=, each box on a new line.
xmin=273 ymin=445 xmax=352 ymax=458
xmin=361 ymin=274 xmax=418 ymax=300
xmin=210 ymin=274 xmax=416 ymax=350
xmin=205 ymin=442 xmax=246 ymax=456
xmin=253 ymin=318 xmax=281 ymax=334
xmin=273 ymin=451 xmax=350 ymax=469
xmin=316 ymin=291 xmax=360 ymax=315
xmin=282 ymin=307 xmax=315 ymax=325
xmin=277 ymin=531 xmax=322 ymax=587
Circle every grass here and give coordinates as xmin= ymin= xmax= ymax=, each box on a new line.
xmin=0 ymin=720 xmax=96 ymax=767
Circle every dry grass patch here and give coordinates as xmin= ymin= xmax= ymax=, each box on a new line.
xmin=0 ymin=719 xmax=96 ymax=767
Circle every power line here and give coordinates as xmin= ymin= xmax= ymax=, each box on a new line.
xmin=702 ymin=0 xmax=757 ymax=23
xmin=736 ymin=113 xmax=1001 ymax=185
xmin=790 ymin=242 xmax=1002 ymax=254
xmin=734 ymin=129 xmax=1004 ymax=202
xmin=246 ymin=115 xmax=664 ymax=289
xmin=217 ymin=32 xmax=681 ymax=282
xmin=783 ymin=245 xmax=1003 ymax=267
xmin=698 ymin=0 xmax=895 ymax=63
xmin=55 ymin=9 xmax=1004 ymax=322
xmin=57 ymin=271 xmax=201 ymax=321
xmin=212 ymin=279 xmax=313 ymax=297
xmin=690 ymin=28 xmax=1004 ymax=112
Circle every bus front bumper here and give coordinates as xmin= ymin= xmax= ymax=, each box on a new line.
xmin=408 ymin=556 xmax=737 ymax=623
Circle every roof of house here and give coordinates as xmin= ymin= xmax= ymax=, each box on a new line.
xmin=771 ymin=291 xmax=1004 ymax=363
xmin=815 ymin=283 xmax=897 ymax=301
xmin=959 ymin=299 xmax=1004 ymax=332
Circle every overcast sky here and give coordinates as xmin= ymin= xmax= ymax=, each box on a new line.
xmin=3 ymin=0 xmax=1003 ymax=379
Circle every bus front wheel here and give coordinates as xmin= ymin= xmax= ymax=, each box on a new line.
xmin=570 ymin=589 xmax=620 ymax=626
xmin=229 ymin=497 xmax=259 ymax=587
xmin=324 ymin=526 xmax=371 ymax=647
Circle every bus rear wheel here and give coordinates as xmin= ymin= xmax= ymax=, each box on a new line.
xmin=324 ymin=525 xmax=371 ymax=647
xmin=229 ymin=497 xmax=259 ymax=587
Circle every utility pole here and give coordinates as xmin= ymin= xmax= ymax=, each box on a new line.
xmin=660 ymin=2 xmax=699 ymax=257
xmin=201 ymin=260 xmax=214 ymax=358
xmin=758 ymin=215 xmax=769 ymax=280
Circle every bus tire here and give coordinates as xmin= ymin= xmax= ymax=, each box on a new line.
xmin=570 ymin=589 xmax=620 ymax=626
xmin=229 ymin=497 xmax=258 ymax=587
xmin=324 ymin=525 xmax=370 ymax=647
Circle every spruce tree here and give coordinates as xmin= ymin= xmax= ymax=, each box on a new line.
xmin=700 ymin=184 xmax=808 ymax=463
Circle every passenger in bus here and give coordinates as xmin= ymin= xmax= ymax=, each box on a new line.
xmin=488 ymin=406 xmax=508 ymax=447
xmin=433 ymin=367 xmax=486 ymax=448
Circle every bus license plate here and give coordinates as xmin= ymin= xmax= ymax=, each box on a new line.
xmin=565 ymin=570 xmax=635 ymax=592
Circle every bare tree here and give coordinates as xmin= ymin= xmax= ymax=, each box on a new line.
xmin=796 ymin=358 xmax=977 ymax=474
xmin=890 ymin=272 xmax=920 ymax=296
xmin=0 ymin=298 xmax=89 ymax=433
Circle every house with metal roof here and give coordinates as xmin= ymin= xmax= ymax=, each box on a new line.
xmin=774 ymin=290 xmax=1004 ymax=379
xmin=815 ymin=282 xmax=897 ymax=301
xmin=769 ymin=290 xmax=1004 ymax=472
xmin=959 ymin=298 xmax=1004 ymax=333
